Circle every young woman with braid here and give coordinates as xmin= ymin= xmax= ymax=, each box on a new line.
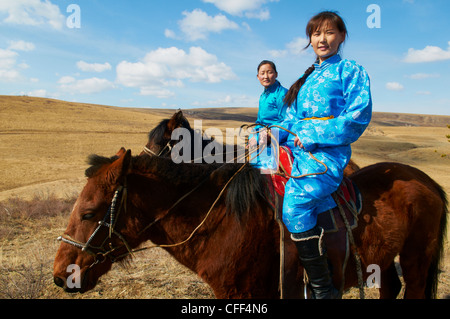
xmin=274 ymin=11 xmax=372 ymax=299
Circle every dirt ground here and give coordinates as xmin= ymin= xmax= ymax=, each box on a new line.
xmin=0 ymin=95 xmax=449 ymax=299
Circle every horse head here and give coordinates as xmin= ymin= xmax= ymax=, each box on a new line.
xmin=53 ymin=148 xmax=138 ymax=293
xmin=142 ymin=110 xmax=191 ymax=157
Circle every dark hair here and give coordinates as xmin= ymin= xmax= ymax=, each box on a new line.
xmin=305 ymin=11 xmax=347 ymax=50
xmin=283 ymin=11 xmax=348 ymax=107
xmin=257 ymin=60 xmax=277 ymax=74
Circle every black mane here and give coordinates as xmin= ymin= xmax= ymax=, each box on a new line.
xmin=85 ymin=154 xmax=119 ymax=178
xmin=84 ymin=153 xmax=272 ymax=219
xmin=134 ymin=156 xmax=272 ymax=218
xmin=147 ymin=115 xmax=224 ymax=159
xmin=148 ymin=116 xmax=194 ymax=144
xmin=148 ymin=119 xmax=170 ymax=144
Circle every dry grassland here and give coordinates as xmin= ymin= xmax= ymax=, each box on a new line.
xmin=0 ymin=95 xmax=449 ymax=299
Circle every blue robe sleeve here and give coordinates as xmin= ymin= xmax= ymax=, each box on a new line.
xmin=272 ymin=104 xmax=295 ymax=143
xmin=291 ymin=63 xmax=372 ymax=151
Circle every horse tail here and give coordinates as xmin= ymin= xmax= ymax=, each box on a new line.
xmin=425 ymin=181 xmax=448 ymax=299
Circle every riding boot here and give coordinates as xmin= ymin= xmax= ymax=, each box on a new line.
xmin=291 ymin=225 xmax=341 ymax=299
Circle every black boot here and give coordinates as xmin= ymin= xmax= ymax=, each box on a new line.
xmin=292 ymin=226 xmax=341 ymax=299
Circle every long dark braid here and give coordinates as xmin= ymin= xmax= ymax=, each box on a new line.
xmin=283 ymin=64 xmax=315 ymax=107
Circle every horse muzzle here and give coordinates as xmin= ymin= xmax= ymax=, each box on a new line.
xmin=53 ymin=267 xmax=96 ymax=293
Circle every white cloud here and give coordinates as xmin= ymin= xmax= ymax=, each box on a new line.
xmin=76 ymin=61 xmax=112 ymax=73
xmin=193 ymin=94 xmax=257 ymax=107
xmin=27 ymin=89 xmax=47 ymax=97
xmin=244 ymin=8 xmax=270 ymax=20
xmin=270 ymin=37 xmax=310 ymax=58
xmin=403 ymin=41 xmax=450 ymax=63
xmin=0 ymin=0 xmax=65 ymax=29
xmin=179 ymin=9 xmax=239 ymax=41
xmin=8 ymin=40 xmax=35 ymax=51
xmin=116 ymin=46 xmax=236 ymax=98
xmin=0 ymin=69 xmax=20 ymax=81
xmin=58 ymin=76 xmax=76 ymax=84
xmin=18 ymin=62 xmax=29 ymax=69
xmin=241 ymin=22 xmax=251 ymax=31
xmin=59 ymin=77 xmax=115 ymax=94
xmin=386 ymin=82 xmax=404 ymax=91
xmin=0 ymin=48 xmax=21 ymax=81
xmin=203 ymin=0 xmax=278 ymax=20
xmin=415 ymin=91 xmax=431 ymax=95
xmin=0 ymin=48 xmax=18 ymax=69
xmin=0 ymin=40 xmax=38 ymax=81
xmin=269 ymin=49 xmax=286 ymax=58
xmin=286 ymin=37 xmax=310 ymax=55
xmin=164 ymin=29 xmax=177 ymax=39
xmin=406 ymin=73 xmax=440 ymax=80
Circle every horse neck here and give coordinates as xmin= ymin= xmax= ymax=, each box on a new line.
xmin=128 ymin=163 xmax=278 ymax=297
xmin=135 ymin=174 xmax=231 ymax=268
xmin=127 ymin=161 xmax=217 ymax=236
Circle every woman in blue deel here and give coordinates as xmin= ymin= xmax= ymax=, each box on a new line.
xmin=276 ymin=11 xmax=372 ymax=298
xmin=249 ymin=60 xmax=288 ymax=170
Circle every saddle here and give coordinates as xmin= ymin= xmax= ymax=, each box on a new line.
xmin=267 ymin=146 xmax=362 ymax=233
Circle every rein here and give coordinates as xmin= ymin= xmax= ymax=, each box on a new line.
xmin=242 ymin=122 xmax=330 ymax=179
xmin=58 ymin=158 xmax=249 ymax=267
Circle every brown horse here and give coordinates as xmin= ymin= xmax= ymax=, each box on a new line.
xmin=54 ymin=148 xmax=447 ymax=298
xmin=141 ymin=110 xmax=360 ymax=176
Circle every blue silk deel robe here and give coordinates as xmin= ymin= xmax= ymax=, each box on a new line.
xmin=250 ymin=80 xmax=288 ymax=170
xmin=276 ymin=54 xmax=372 ymax=233
xmin=256 ymin=80 xmax=288 ymax=126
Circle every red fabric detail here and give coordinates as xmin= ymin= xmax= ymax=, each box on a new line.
xmin=269 ymin=146 xmax=357 ymax=204
xmin=271 ymin=174 xmax=288 ymax=196
xmin=279 ymin=146 xmax=293 ymax=176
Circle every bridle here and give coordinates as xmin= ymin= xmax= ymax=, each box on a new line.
xmin=57 ymin=184 xmax=134 ymax=268
xmin=56 ymin=157 xmax=247 ymax=270
xmin=142 ymin=139 xmax=173 ymax=157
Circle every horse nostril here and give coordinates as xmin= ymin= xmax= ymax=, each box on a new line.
xmin=54 ymin=276 xmax=65 ymax=288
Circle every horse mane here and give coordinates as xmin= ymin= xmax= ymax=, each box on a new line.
xmin=132 ymin=154 xmax=218 ymax=185
xmin=222 ymin=163 xmax=272 ymax=218
xmin=132 ymin=156 xmax=271 ymax=218
xmin=148 ymin=116 xmax=220 ymax=148
xmin=84 ymin=153 xmax=272 ymax=219
xmin=148 ymin=115 xmax=194 ymax=142
xmin=148 ymin=119 xmax=170 ymax=143
xmin=85 ymin=154 xmax=119 ymax=178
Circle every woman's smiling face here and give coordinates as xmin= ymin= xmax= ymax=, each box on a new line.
xmin=310 ymin=22 xmax=346 ymax=64
xmin=257 ymin=63 xmax=278 ymax=88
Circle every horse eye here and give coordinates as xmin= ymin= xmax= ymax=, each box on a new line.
xmin=82 ymin=213 xmax=96 ymax=221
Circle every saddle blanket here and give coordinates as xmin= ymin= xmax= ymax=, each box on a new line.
xmin=267 ymin=146 xmax=362 ymax=233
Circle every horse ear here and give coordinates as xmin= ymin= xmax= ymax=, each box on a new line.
xmin=175 ymin=109 xmax=184 ymax=119
xmin=115 ymin=147 xmax=127 ymax=157
xmin=167 ymin=110 xmax=184 ymax=132
xmin=108 ymin=149 xmax=132 ymax=185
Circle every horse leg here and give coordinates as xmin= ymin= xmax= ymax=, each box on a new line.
xmin=398 ymin=185 xmax=444 ymax=299
xmin=379 ymin=261 xmax=402 ymax=299
xmin=399 ymin=241 xmax=434 ymax=299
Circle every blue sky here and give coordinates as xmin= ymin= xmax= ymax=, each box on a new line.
xmin=0 ymin=0 xmax=449 ymax=115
